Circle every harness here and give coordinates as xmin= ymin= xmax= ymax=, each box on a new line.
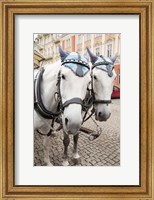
xmin=91 ymin=56 xmax=114 ymax=106
xmin=34 ymin=68 xmax=62 ymax=119
xmin=34 ymin=54 xmax=114 ymax=141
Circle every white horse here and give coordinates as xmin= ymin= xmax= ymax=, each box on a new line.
xmin=87 ymin=48 xmax=117 ymax=122
xmin=34 ymin=46 xmax=91 ymax=166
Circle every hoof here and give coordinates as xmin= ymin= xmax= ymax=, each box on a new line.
xmin=73 ymin=153 xmax=80 ymax=159
xmin=47 ymin=163 xmax=53 ymax=166
xmin=51 ymin=132 xmax=57 ymax=137
xmin=44 ymin=162 xmax=53 ymax=166
xmin=73 ymin=157 xmax=81 ymax=165
xmin=62 ymin=160 xmax=69 ymax=166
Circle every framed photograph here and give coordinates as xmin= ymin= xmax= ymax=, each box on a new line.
xmin=33 ymin=32 xmax=121 ymax=168
xmin=0 ymin=0 xmax=153 ymax=199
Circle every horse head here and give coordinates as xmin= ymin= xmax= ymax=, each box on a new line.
xmin=87 ymin=48 xmax=117 ymax=122
xmin=59 ymin=45 xmax=91 ymax=135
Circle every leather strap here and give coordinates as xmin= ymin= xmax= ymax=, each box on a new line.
xmin=62 ymin=59 xmax=90 ymax=69
xmin=62 ymin=97 xmax=83 ymax=109
xmin=34 ymin=68 xmax=61 ymax=119
xmin=93 ymin=99 xmax=112 ymax=105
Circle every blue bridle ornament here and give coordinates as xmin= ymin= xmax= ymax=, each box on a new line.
xmin=93 ymin=57 xmax=114 ymax=77
xmin=61 ymin=52 xmax=90 ymax=77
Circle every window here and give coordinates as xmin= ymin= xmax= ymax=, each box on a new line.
xmin=45 ymin=36 xmax=50 ymax=44
xmin=44 ymin=49 xmax=47 ymax=57
xmin=77 ymin=34 xmax=82 ymax=44
xmin=48 ymin=35 xmax=52 ymax=42
xmin=48 ymin=48 xmax=50 ymax=57
xmin=45 ymin=37 xmax=47 ymax=44
xmin=96 ymin=48 xmax=100 ymax=56
xmin=95 ymin=33 xmax=101 ymax=37
xmin=56 ymin=45 xmax=59 ymax=53
xmin=50 ymin=47 xmax=53 ymax=55
xmin=48 ymin=35 xmax=50 ymax=42
xmin=85 ymin=34 xmax=90 ymax=41
xmin=107 ymin=44 xmax=112 ymax=57
xmin=66 ymin=39 xmax=70 ymax=48
xmin=40 ymin=38 xmax=44 ymax=45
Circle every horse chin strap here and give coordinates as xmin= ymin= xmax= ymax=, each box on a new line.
xmin=93 ymin=99 xmax=112 ymax=106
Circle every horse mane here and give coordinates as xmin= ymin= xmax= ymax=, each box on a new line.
xmin=42 ymin=60 xmax=61 ymax=82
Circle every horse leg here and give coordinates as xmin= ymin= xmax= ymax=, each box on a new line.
xmin=73 ymin=133 xmax=81 ymax=164
xmin=43 ymin=132 xmax=53 ymax=166
xmin=62 ymin=132 xmax=70 ymax=166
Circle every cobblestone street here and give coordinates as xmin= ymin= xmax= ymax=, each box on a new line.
xmin=34 ymin=99 xmax=120 ymax=166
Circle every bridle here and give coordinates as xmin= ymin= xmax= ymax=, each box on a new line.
xmin=56 ymin=57 xmax=93 ymax=114
xmin=55 ymin=71 xmax=91 ymax=113
xmin=91 ymin=57 xmax=114 ymax=106
xmin=34 ymin=56 xmax=92 ymax=120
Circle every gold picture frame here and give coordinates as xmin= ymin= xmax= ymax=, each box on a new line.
xmin=0 ymin=0 xmax=153 ymax=199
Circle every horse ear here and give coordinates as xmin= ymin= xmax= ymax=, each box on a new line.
xmin=110 ymin=53 xmax=118 ymax=63
xmin=58 ymin=45 xmax=69 ymax=61
xmin=87 ymin=47 xmax=98 ymax=64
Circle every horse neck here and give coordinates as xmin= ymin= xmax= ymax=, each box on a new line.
xmin=41 ymin=61 xmax=61 ymax=112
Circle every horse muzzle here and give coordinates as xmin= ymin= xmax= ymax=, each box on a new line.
xmin=65 ymin=117 xmax=81 ymax=135
xmin=95 ymin=111 xmax=111 ymax=122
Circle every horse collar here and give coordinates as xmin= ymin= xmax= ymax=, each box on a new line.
xmin=34 ymin=68 xmax=62 ymax=119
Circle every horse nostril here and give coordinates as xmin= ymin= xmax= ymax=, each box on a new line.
xmin=98 ymin=112 xmax=102 ymax=117
xmin=65 ymin=118 xmax=68 ymax=127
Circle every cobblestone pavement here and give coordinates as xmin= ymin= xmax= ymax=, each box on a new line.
xmin=34 ymin=99 xmax=120 ymax=166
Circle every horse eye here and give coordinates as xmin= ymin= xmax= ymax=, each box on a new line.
xmin=93 ymin=75 xmax=97 ymax=80
xmin=61 ymin=74 xmax=65 ymax=80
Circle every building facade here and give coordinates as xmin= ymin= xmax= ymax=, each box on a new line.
xmin=34 ymin=33 xmax=120 ymax=87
